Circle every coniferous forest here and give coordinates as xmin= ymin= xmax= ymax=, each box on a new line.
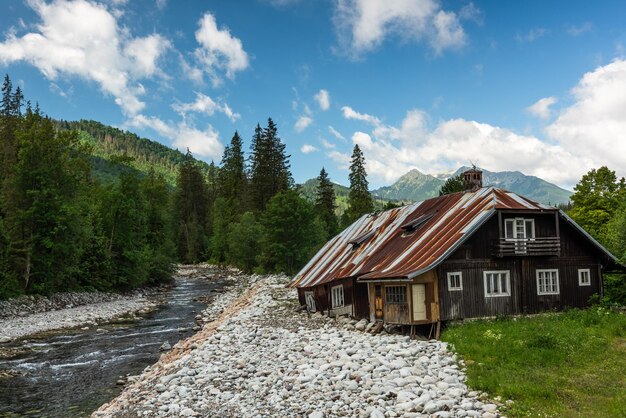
xmin=0 ymin=75 xmax=371 ymax=299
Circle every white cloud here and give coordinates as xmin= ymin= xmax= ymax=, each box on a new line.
xmin=328 ymin=125 xmax=346 ymax=140
xmin=567 ymin=22 xmax=592 ymax=37
xmin=172 ymin=92 xmax=240 ymax=122
xmin=526 ymin=96 xmax=558 ymax=120
xmin=341 ymin=105 xmax=381 ymax=125
xmin=156 ymin=0 xmax=167 ymax=10
xmin=314 ymin=89 xmax=330 ymax=110
xmin=300 ymin=144 xmax=318 ymax=154
xmin=194 ymin=12 xmax=249 ymax=85
xmin=295 ymin=115 xmax=313 ymax=132
xmin=327 ymin=149 xmax=351 ymax=169
xmin=546 ymin=58 xmax=626 ymax=180
xmin=321 ymin=138 xmax=336 ymax=149
xmin=516 ymin=28 xmax=548 ymax=43
xmin=333 ymin=0 xmax=468 ymax=58
xmin=0 ymin=0 xmax=170 ymax=115
xmin=339 ymin=109 xmax=584 ymax=186
xmin=127 ymin=114 xmax=223 ymax=159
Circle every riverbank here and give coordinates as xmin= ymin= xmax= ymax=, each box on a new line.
xmin=96 ymin=273 xmax=505 ymax=417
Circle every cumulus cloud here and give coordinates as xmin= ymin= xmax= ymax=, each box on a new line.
xmin=194 ymin=12 xmax=249 ymax=85
xmin=127 ymin=114 xmax=223 ymax=159
xmin=333 ymin=0 xmax=468 ymax=58
xmin=172 ymin=92 xmax=240 ymax=122
xmin=546 ymin=58 xmax=626 ymax=179
xmin=314 ymin=89 xmax=330 ymax=110
xmin=300 ymin=144 xmax=318 ymax=154
xmin=295 ymin=115 xmax=313 ymax=133
xmin=334 ymin=105 xmax=588 ymax=187
xmin=526 ymin=96 xmax=558 ymax=120
xmin=0 ymin=0 xmax=170 ymax=115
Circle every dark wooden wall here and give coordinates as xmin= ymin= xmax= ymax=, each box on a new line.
xmin=438 ymin=214 xmax=604 ymax=321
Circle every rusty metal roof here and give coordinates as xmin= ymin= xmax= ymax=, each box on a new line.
xmin=289 ymin=187 xmax=557 ymax=288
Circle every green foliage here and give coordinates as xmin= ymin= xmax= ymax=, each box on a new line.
xmin=259 ymin=190 xmax=325 ymax=274
xmin=249 ymin=119 xmax=292 ymax=212
xmin=346 ymin=144 xmax=374 ymax=224
xmin=173 ymin=150 xmax=210 ymax=264
xmin=603 ymin=274 xmax=626 ymax=307
xmin=210 ymin=197 xmax=230 ymax=264
xmin=218 ymin=131 xmax=247 ymax=213
xmin=439 ymin=174 xmax=465 ymax=195
xmin=226 ymin=212 xmax=262 ymax=273
xmin=570 ymin=166 xmax=626 ymax=241
xmin=55 ymin=119 xmax=212 ymax=185
xmin=442 ymin=309 xmax=626 ymax=417
xmin=0 ymin=75 xmax=176 ymax=298
xmin=315 ymin=167 xmax=339 ymax=240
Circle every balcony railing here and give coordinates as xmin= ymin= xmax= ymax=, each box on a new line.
xmin=493 ymin=237 xmax=560 ymax=257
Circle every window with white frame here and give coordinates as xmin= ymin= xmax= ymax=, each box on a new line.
xmin=484 ymin=271 xmax=511 ymax=297
xmin=447 ymin=272 xmax=463 ymax=291
xmin=331 ymin=285 xmax=344 ymax=308
xmin=505 ymin=218 xmax=535 ymax=254
xmin=578 ymin=269 xmax=591 ymax=286
xmin=537 ymin=269 xmax=560 ymax=295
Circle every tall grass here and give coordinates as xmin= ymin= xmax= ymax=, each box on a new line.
xmin=442 ymin=308 xmax=626 ymax=417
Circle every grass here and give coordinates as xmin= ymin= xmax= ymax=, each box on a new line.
xmin=441 ymin=307 xmax=626 ymax=417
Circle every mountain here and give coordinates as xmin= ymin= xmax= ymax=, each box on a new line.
xmin=370 ymin=166 xmax=572 ymax=206
xmin=298 ymin=178 xmax=398 ymax=214
xmin=371 ymin=169 xmax=444 ymax=202
xmin=54 ymin=119 xmax=212 ymax=185
xmin=451 ymin=166 xmax=572 ymax=205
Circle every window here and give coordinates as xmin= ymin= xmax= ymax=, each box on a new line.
xmin=331 ymin=285 xmax=344 ymax=308
xmin=447 ymin=272 xmax=463 ymax=291
xmin=504 ymin=218 xmax=535 ymax=240
xmin=484 ymin=271 xmax=511 ymax=297
xmin=385 ymin=286 xmax=407 ymax=304
xmin=578 ymin=269 xmax=591 ymax=286
xmin=537 ymin=269 xmax=560 ymax=295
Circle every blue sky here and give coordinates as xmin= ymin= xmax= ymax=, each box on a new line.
xmin=2 ymin=0 xmax=626 ymax=190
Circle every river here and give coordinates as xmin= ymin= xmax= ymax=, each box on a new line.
xmin=0 ymin=275 xmax=225 ymax=417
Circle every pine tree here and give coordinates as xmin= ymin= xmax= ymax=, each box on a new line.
xmin=315 ymin=167 xmax=338 ymax=239
xmin=346 ymin=144 xmax=373 ymax=224
xmin=226 ymin=211 xmax=262 ymax=273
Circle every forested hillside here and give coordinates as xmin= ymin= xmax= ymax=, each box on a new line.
xmin=54 ymin=120 xmax=212 ymax=185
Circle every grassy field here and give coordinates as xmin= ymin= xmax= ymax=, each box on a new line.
xmin=441 ymin=308 xmax=626 ymax=417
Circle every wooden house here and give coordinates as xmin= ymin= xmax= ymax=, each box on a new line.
xmin=289 ymin=170 xmax=623 ymax=332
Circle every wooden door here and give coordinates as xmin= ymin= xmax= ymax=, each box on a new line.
xmin=412 ymin=284 xmax=427 ymax=321
xmin=374 ymin=285 xmax=383 ymax=320
xmin=304 ymin=291 xmax=316 ymax=312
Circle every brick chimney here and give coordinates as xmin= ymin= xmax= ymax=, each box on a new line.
xmin=463 ymin=168 xmax=483 ymax=191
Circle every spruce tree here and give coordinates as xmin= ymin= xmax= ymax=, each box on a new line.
xmin=346 ymin=144 xmax=373 ymax=224
xmin=173 ymin=149 xmax=210 ymax=263
xmin=315 ymin=167 xmax=338 ymax=239
xmin=218 ymin=131 xmax=247 ymax=213
xmin=249 ymin=118 xmax=292 ymax=211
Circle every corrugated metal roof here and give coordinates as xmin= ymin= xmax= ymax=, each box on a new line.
xmin=289 ymin=187 xmax=559 ymax=288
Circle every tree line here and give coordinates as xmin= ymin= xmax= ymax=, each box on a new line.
xmin=174 ymin=117 xmax=375 ymax=275
xmin=0 ymin=75 xmax=376 ymax=299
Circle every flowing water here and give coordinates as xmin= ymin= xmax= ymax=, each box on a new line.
xmin=0 ymin=275 xmax=224 ymax=417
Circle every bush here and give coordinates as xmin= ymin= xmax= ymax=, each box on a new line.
xmin=603 ymin=273 xmax=626 ymax=306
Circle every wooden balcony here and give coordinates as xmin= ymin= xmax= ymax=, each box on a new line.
xmin=493 ymin=237 xmax=560 ymax=257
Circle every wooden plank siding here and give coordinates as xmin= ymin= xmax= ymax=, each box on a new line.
xmin=437 ymin=214 xmax=605 ymax=321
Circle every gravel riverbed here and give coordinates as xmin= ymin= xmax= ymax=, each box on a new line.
xmin=95 ymin=274 xmax=505 ymax=418
xmin=0 ymin=296 xmax=157 ymax=342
